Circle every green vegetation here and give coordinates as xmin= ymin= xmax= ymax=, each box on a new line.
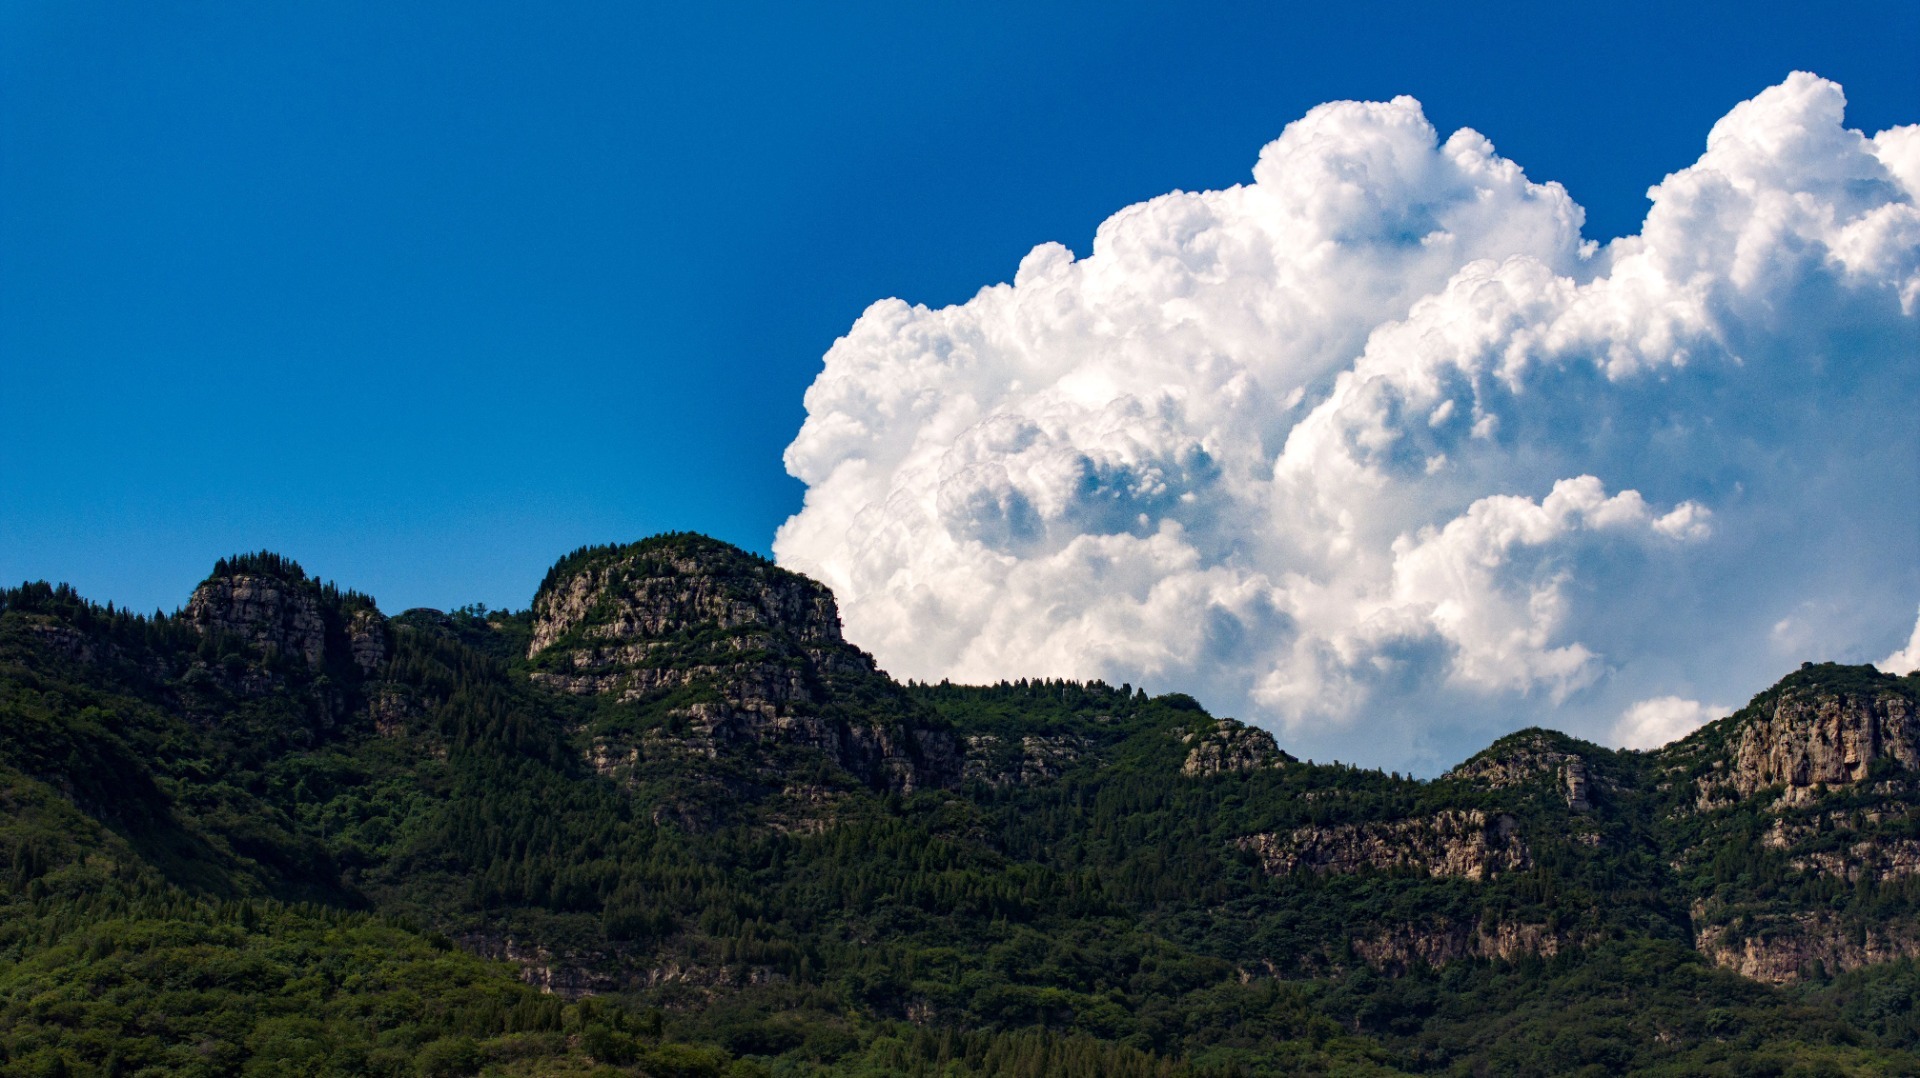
xmin=3 ymin=546 xmax=1919 ymax=1075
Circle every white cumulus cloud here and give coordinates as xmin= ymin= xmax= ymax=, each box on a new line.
xmin=1613 ymin=696 xmax=1727 ymax=751
xmin=776 ymin=73 xmax=1920 ymax=774
xmin=1882 ymin=608 xmax=1920 ymax=675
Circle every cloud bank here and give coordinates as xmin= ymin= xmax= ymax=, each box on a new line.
xmin=776 ymin=74 xmax=1920 ymax=773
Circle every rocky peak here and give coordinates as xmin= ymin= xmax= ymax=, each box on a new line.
xmin=1445 ymin=729 xmax=1598 ymax=811
xmin=525 ymin=534 xmax=872 ymax=703
xmin=1180 ymin=718 xmax=1294 ymax=776
xmin=527 ymin=534 xmax=959 ymax=795
xmin=529 ymin=534 xmax=845 ymax=664
xmin=1676 ymin=665 xmax=1919 ymax=809
xmin=1728 ymin=671 xmax=1917 ymax=803
xmin=184 ymin=552 xmax=387 ymax=683
xmin=187 ymin=555 xmax=328 ymax=670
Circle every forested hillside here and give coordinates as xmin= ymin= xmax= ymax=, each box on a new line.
xmin=3 ymin=535 xmax=1917 ymax=1076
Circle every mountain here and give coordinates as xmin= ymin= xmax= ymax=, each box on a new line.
xmin=2 ymin=534 xmax=1917 ymax=1076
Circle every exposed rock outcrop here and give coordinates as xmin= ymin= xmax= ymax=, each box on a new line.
xmin=1352 ymin=917 xmax=1581 ymax=972
xmin=588 ymin=735 xmax=641 ymax=778
xmin=1238 ymin=809 xmax=1531 ymax=881
xmin=530 ymin=539 xmax=844 ymax=660
xmin=527 ymin=536 xmax=961 ymax=794
xmin=1181 ymin=719 xmax=1293 ymax=776
xmin=1756 ymin=808 xmax=1920 ymax=882
xmin=1562 ymin=758 xmax=1592 ymax=812
xmin=1726 ymin=684 xmax=1918 ymax=804
xmin=1649 ymin=671 xmax=1920 ymax=983
xmin=1447 ymin=730 xmax=1596 ymax=811
xmin=765 ymin=783 xmax=851 ymax=835
xmin=187 ymin=573 xmax=326 ymax=669
xmin=1791 ymin=838 xmax=1920 ymax=883
xmin=1694 ymin=911 xmax=1920 ymax=984
xmin=348 ymin=608 xmax=389 ymax=674
xmin=963 ymin=733 xmax=1086 ymax=786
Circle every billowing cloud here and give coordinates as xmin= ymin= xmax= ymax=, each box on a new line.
xmin=1613 ymin=696 xmax=1727 ymax=751
xmin=1882 ymin=609 xmax=1920 ymax=675
xmin=776 ymin=74 xmax=1920 ymax=773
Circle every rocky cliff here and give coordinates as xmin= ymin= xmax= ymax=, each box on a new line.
xmin=1693 ymin=910 xmax=1920 ymax=985
xmin=1180 ymin=718 xmax=1294 ymax=776
xmin=528 ymin=539 xmax=844 ymax=669
xmin=1238 ymin=809 xmax=1532 ymax=882
xmin=347 ymin=608 xmax=389 ymax=674
xmin=1447 ymin=729 xmax=1600 ymax=811
xmin=526 ymin=535 xmax=960 ymax=794
xmin=187 ymin=572 xmax=327 ymax=670
xmin=184 ymin=552 xmax=389 ymax=681
xmin=1725 ymin=679 xmax=1917 ymax=804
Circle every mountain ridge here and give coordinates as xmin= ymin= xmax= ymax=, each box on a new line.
xmin=2 ymin=534 xmax=1917 ymax=1075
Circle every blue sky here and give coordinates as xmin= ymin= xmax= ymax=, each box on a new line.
xmin=3 ymin=0 xmax=1916 ymax=631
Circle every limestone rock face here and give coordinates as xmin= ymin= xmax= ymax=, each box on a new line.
xmin=1238 ymin=809 xmax=1531 ymax=882
xmin=1728 ymin=685 xmax=1918 ymax=802
xmin=1181 ymin=719 xmax=1293 ymax=776
xmin=1694 ymin=910 xmax=1920 ymax=984
xmin=1447 ymin=730 xmax=1596 ymax=812
xmin=186 ymin=573 xmax=326 ymax=669
xmin=1791 ymin=837 xmax=1920 ymax=884
xmin=1352 ymin=917 xmax=1581 ymax=972
xmin=1650 ymin=670 xmax=1920 ymax=985
xmin=963 ymin=733 xmax=1087 ymax=787
xmin=529 ymin=541 xmax=844 ymax=661
xmin=528 ymin=536 xmax=961 ymax=794
xmin=1563 ymin=758 xmax=1592 ymax=813
xmin=348 ymin=609 xmax=389 ymax=675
